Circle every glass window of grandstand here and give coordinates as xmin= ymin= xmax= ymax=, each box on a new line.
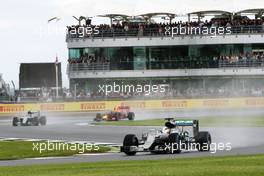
xmin=68 ymin=44 xmax=264 ymax=71
xmin=68 ymin=48 xmax=110 ymax=71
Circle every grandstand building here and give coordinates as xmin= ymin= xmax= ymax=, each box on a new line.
xmin=66 ymin=9 xmax=264 ymax=99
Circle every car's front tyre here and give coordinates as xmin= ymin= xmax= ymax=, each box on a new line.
xmin=32 ymin=117 xmax=39 ymax=126
xmin=123 ymin=134 xmax=138 ymax=156
xmin=127 ymin=112 xmax=135 ymax=120
xmin=39 ymin=116 xmax=47 ymax=126
xmin=12 ymin=117 xmax=19 ymax=126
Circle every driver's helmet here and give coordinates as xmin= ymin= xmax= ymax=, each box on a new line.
xmin=27 ymin=111 xmax=32 ymax=117
xmin=162 ymin=127 xmax=171 ymax=134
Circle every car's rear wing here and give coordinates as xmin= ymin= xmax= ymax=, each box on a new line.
xmin=165 ymin=119 xmax=199 ymax=138
xmin=165 ymin=119 xmax=199 ymax=127
xmin=165 ymin=118 xmax=198 ymax=124
xmin=175 ymin=120 xmax=195 ymax=126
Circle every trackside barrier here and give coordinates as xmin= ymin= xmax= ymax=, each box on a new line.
xmin=0 ymin=97 xmax=264 ymax=115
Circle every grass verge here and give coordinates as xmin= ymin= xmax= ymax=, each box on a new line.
xmin=0 ymin=155 xmax=264 ymax=176
xmin=93 ymin=115 xmax=264 ymax=127
xmin=0 ymin=140 xmax=111 ymax=160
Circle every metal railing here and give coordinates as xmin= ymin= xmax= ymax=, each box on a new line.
xmin=0 ymin=96 xmax=11 ymax=102
xmin=67 ymin=59 xmax=264 ymax=72
xmin=66 ymin=25 xmax=264 ymax=40
xmin=219 ymin=60 xmax=264 ymax=68
xmin=67 ymin=63 xmax=110 ymax=73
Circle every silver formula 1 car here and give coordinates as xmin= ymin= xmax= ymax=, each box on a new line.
xmin=121 ymin=118 xmax=211 ymax=155
xmin=12 ymin=111 xmax=47 ymax=126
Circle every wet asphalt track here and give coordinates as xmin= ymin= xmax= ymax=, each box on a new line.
xmin=0 ymin=109 xmax=264 ymax=166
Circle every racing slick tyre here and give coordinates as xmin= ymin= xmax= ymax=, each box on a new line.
xmin=39 ymin=116 xmax=47 ymax=126
xmin=12 ymin=117 xmax=19 ymax=126
xmin=115 ymin=112 xmax=121 ymax=121
xmin=168 ymin=133 xmax=181 ymax=154
xmin=94 ymin=113 xmax=102 ymax=122
xmin=123 ymin=134 xmax=138 ymax=156
xmin=197 ymin=131 xmax=211 ymax=152
xmin=32 ymin=117 xmax=39 ymax=126
xmin=127 ymin=112 xmax=135 ymax=121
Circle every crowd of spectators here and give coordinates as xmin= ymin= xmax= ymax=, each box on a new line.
xmin=68 ymin=55 xmax=109 ymax=64
xmin=67 ymin=16 xmax=264 ymax=38
xmin=16 ymin=88 xmax=58 ymax=102
xmin=170 ymin=86 xmax=264 ymax=98
xmin=72 ymin=84 xmax=264 ymax=101
xmin=6 ymin=79 xmax=264 ymax=103
xmin=67 ymin=51 xmax=264 ymax=70
xmin=218 ymin=52 xmax=264 ymax=67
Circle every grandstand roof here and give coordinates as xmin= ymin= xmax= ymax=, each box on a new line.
xmin=85 ymin=9 xmax=264 ymax=24
xmin=236 ymin=8 xmax=264 ymax=18
xmin=188 ymin=10 xmax=232 ymax=16
xmin=97 ymin=14 xmax=130 ymax=20
xmin=97 ymin=14 xmax=131 ymax=24
xmin=236 ymin=8 xmax=264 ymax=14
xmin=139 ymin=12 xmax=175 ymax=18
xmin=138 ymin=12 xmax=176 ymax=22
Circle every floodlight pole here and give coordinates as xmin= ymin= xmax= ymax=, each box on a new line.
xmin=55 ymin=63 xmax=59 ymax=99
xmin=55 ymin=55 xmax=59 ymax=100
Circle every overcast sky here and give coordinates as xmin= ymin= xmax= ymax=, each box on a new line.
xmin=0 ymin=0 xmax=264 ymax=88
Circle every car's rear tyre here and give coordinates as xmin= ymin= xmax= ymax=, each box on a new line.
xmin=12 ymin=117 xmax=19 ymax=126
xmin=39 ymin=116 xmax=47 ymax=126
xmin=127 ymin=112 xmax=135 ymax=121
xmin=197 ymin=131 xmax=211 ymax=152
xmin=123 ymin=134 xmax=138 ymax=156
xmin=168 ymin=133 xmax=181 ymax=154
xmin=33 ymin=117 xmax=39 ymax=126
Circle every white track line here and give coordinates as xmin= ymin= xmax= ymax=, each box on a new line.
xmin=25 ymin=153 xmax=116 ymax=160
xmin=0 ymin=137 xmax=120 ymax=146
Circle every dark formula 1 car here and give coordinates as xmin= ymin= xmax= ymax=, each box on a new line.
xmin=12 ymin=111 xmax=47 ymax=126
xmin=94 ymin=105 xmax=135 ymax=121
xmin=121 ymin=118 xmax=211 ymax=155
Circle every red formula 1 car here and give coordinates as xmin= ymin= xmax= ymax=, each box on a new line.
xmin=94 ymin=105 xmax=135 ymax=121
